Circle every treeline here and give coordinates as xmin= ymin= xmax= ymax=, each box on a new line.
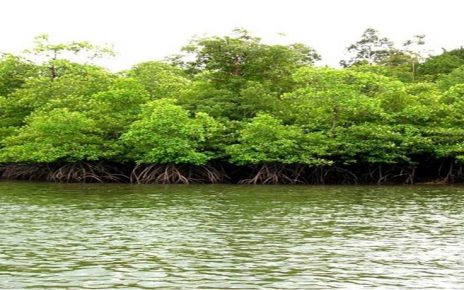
xmin=1 ymin=29 xmax=464 ymax=184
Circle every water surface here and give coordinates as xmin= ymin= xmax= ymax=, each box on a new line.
xmin=1 ymin=182 xmax=463 ymax=288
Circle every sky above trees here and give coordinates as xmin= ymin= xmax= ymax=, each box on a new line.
xmin=1 ymin=0 xmax=463 ymax=70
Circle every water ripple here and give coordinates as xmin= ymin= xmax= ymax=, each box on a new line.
xmin=0 ymin=183 xmax=463 ymax=288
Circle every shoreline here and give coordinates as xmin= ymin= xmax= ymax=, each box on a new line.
xmin=1 ymin=161 xmax=461 ymax=185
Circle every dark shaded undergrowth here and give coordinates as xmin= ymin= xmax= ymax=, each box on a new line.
xmin=1 ymin=159 xmax=463 ymax=185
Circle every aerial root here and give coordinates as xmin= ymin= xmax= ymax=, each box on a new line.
xmin=239 ymin=164 xmax=305 ymax=185
xmin=130 ymin=164 xmax=228 ymax=184
xmin=131 ymin=164 xmax=191 ymax=184
xmin=0 ymin=164 xmax=49 ymax=181
xmin=47 ymin=162 xmax=128 ymax=183
xmin=1 ymin=162 xmax=462 ymax=184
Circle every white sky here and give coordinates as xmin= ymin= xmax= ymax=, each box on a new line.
xmin=1 ymin=0 xmax=464 ymax=71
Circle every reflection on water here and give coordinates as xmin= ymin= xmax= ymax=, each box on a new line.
xmin=1 ymin=182 xmax=463 ymax=288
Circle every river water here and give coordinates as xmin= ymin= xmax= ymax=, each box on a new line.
xmin=0 ymin=182 xmax=463 ymax=289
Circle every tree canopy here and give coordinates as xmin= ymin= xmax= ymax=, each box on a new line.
xmin=1 ymin=29 xmax=464 ymax=184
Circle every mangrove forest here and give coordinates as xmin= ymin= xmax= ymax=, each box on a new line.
xmin=1 ymin=29 xmax=464 ymax=184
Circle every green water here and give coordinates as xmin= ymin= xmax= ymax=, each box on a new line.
xmin=0 ymin=182 xmax=463 ymax=289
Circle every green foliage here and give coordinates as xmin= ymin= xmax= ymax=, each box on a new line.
xmin=283 ymin=67 xmax=394 ymax=129
xmin=0 ymin=63 xmax=114 ymax=130
xmin=87 ymin=77 xmax=150 ymax=138
xmin=437 ymin=65 xmax=464 ymax=90
xmin=177 ymin=78 xmax=237 ymax=119
xmin=417 ymin=48 xmax=464 ymax=81
xmin=1 ymin=31 xmax=464 ymax=172
xmin=425 ymin=84 xmax=464 ymax=162
xmin=25 ymin=34 xmax=114 ymax=80
xmin=0 ymin=109 xmax=113 ymax=163
xmin=227 ymin=114 xmax=330 ymax=165
xmin=335 ymin=124 xmax=429 ymax=164
xmin=128 ymin=61 xmax=190 ymax=98
xmin=121 ymin=99 xmax=222 ymax=165
xmin=174 ymin=29 xmax=319 ymax=120
xmin=349 ymin=63 xmax=409 ymax=82
xmin=0 ymin=54 xmax=38 ymax=96
xmin=0 ymin=96 xmax=15 ymax=142
xmin=178 ymin=77 xmax=282 ymax=120
xmin=179 ymin=29 xmax=319 ymax=80
xmin=425 ymin=127 xmax=464 ymax=162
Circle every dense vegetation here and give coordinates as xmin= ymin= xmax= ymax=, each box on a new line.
xmin=1 ymin=29 xmax=464 ymax=184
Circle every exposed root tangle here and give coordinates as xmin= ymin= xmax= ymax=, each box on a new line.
xmin=47 ymin=162 xmax=128 ymax=183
